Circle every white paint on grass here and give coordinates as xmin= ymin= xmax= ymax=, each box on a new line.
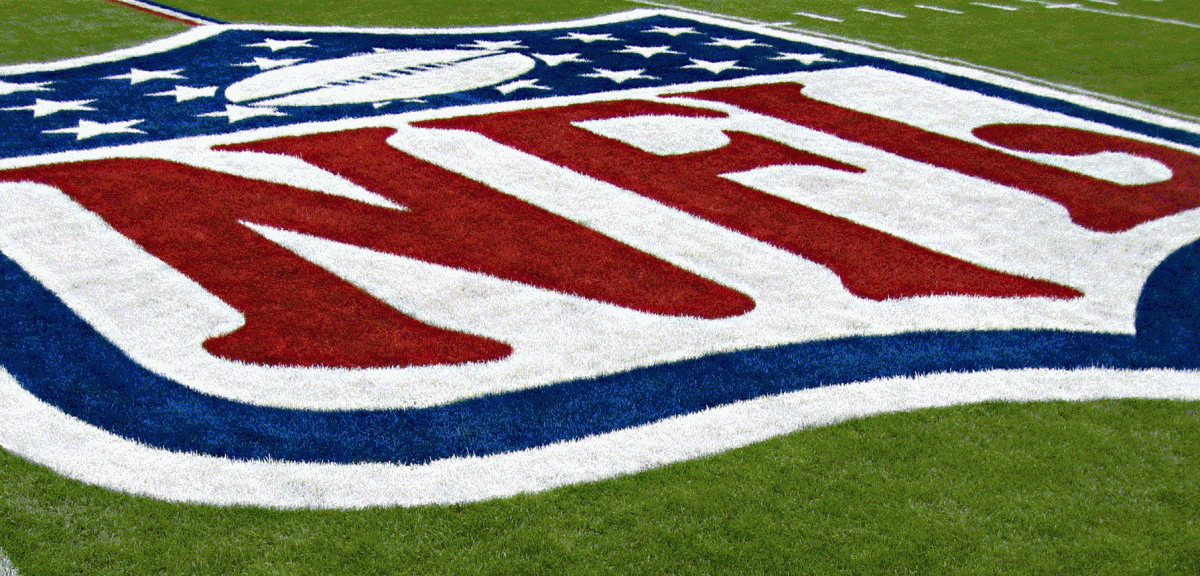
xmin=857 ymin=7 xmax=908 ymax=17
xmin=916 ymin=4 xmax=966 ymax=13
xmin=225 ymin=50 xmax=537 ymax=107
xmin=1016 ymin=0 xmax=1200 ymax=28
xmin=3 ymin=366 xmax=1200 ymax=508
xmin=794 ymin=11 xmax=845 ymax=22
xmin=0 ymin=548 xmax=19 ymax=576
xmin=1071 ymin=5 xmax=1200 ymax=28
xmin=6 ymin=66 xmax=1199 ymax=410
xmin=104 ymin=0 xmax=220 ymax=26
xmin=971 ymin=2 xmax=1021 ymax=10
xmin=3 ymin=7 xmax=1200 ymax=508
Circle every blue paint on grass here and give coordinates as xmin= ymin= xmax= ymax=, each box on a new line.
xmin=2 ymin=238 xmax=1197 ymax=465
xmin=130 ymin=0 xmax=227 ymax=24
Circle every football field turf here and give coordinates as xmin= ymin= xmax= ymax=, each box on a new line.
xmin=2 ymin=1 xmax=1200 ymax=574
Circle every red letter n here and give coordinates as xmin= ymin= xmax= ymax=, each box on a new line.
xmin=0 ymin=128 xmax=752 ymax=369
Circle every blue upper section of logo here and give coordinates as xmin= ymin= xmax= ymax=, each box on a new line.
xmin=4 ymin=14 xmax=1198 ymax=159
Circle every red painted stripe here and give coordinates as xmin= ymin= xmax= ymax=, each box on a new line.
xmin=681 ymin=83 xmax=1200 ymax=233
xmin=101 ymin=0 xmax=200 ymax=26
xmin=0 ymin=128 xmax=753 ymax=368
xmin=424 ymin=94 xmax=1082 ymax=301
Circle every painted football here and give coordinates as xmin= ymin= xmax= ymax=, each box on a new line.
xmin=224 ymin=49 xmax=537 ymax=107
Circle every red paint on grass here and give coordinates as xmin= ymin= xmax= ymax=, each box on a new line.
xmin=424 ymin=93 xmax=1082 ymax=300
xmin=972 ymin=122 xmax=1200 ymax=230
xmin=0 ymin=129 xmax=753 ymax=368
xmin=101 ymin=0 xmax=201 ymax=26
xmin=682 ymin=83 xmax=1200 ymax=233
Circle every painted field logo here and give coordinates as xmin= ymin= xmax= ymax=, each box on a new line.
xmin=1 ymin=9 xmax=1199 ymax=508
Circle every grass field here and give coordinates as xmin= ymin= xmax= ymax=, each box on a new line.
xmin=2 ymin=1 xmax=1200 ymax=574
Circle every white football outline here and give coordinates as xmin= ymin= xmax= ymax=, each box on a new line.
xmin=225 ymin=49 xmax=537 ymax=107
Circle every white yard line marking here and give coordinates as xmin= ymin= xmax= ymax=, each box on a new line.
xmin=916 ymin=4 xmax=966 ymax=13
xmin=1075 ymin=4 xmax=1200 ymax=27
xmin=1084 ymin=0 xmax=1120 ymax=5
xmin=1015 ymin=0 xmax=1200 ymax=27
xmin=971 ymin=2 xmax=1022 ymax=10
xmin=102 ymin=0 xmax=221 ymax=26
xmin=795 ymin=10 xmax=845 ymax=22
xmin=626 ymin=0 xmax=1198 ymax=123
xmin=858 ymin=7 xmax=908 ymax=17
xmin=630 ymin=0 xmax=821 ymax=30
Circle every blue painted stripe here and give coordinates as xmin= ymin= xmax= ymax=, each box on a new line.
xmin=3 ymin=236 xmax=1197 ymax=465
xmin=2 ymin=13 xmax=1198 ymax=466
xmin=870 ymin=58 xmax=1200 ymax=148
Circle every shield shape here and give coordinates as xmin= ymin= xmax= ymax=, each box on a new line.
xmin=1 ymin=9 xmax=1199 ymax=507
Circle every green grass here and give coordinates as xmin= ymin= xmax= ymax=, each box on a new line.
xmin=163 ymin=0 xmax=1200 ymax=116
xmin=700 ymin=0 xmax=1200 ymax=117
xmin=4 ymin=1 xmax=1200 ymax=574
xmin=6 ymin=0 xmax=1195 ymax=113
xmin=168 ymin=0 xmax=635 ymax=27
xmin=0 ymin=0 xmax=187 ymax=65
xmin=4 ymin=400 xmax=1200 ymax=575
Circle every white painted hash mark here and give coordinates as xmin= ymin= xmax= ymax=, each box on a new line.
xmin=972 ymin=2 xmax=1021 ymax=9
xmin=1084 ymin=0 xmax=1119 ymax=5
xmin=0 ymin=548 xmax=19 ymax=576
xmin=794 ymin=11 xmax=845 ymax=22
xmin=916 ymin=4 xmax=966 ymax=13
xmin=857 ymin=7 xmax=908 ymax=17
xmin=1016 ymin=0 xmax=1196 ymax=24
xmin=1073 ymin=4 xmax=1200 ymax=28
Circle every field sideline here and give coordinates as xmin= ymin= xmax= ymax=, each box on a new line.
xmin=2 ymin=1 xmax=1200 ymax=574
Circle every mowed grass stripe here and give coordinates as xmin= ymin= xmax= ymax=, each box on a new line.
xmin=164 ymin=0 xmax=635 ymax=27
xmin=667 ymin=0 xmax=1200 ymax=117
xmin=11 ymin=0 xmax=1198 ymax=116
xmin=0 ymin=0 xmax=188 ymax=65
xmin=3 ymin=400 xmax=1200 ymax=575
xmin=160 ymin=0 xmax=1200 ymax=115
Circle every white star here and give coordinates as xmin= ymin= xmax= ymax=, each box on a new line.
xmin=43 ymin=119 xmax=145 ymax=140
xmin=495 ymin=79 xmax=551 ymax=95
xmin=532 ymin=52 xmax=589 ymax=66
xmin=556 ymin=32 xmax=619 ymax=43
xmin=235 ymin=57 xmax=304 ymax=70
xmin=0 ymin=80 xmax=52 ymax=96
xmin=705 ymin=37 xmax=766 ymax=49
xmin=371 ymin=101 xmax=393 ymax=109
xmin=645 ymin=26 xmax=699 ymax=37
xmin=616 ymin=45 xmax=681 ymax=58
xmin=459 ymin=39 xmax=526 ymax=50
xmin=683 ymin=59 xmax=750 ymax=74
xmin=148 ymin=85 xmax=218 ymax=102
xmin=199 ymin=104 xmax=286 ymax=123
xmin=2 ymin=98 xmax=95 ymax=117
xmin=582 ymin=68 xmax=659 ymax=84
xmin=104 ymin=68 xmax=185 ymax=84
xmin=772 ymin=53 xmax=839 ymax=65
xmin=245 ymin=38 xmax=314 ymax=51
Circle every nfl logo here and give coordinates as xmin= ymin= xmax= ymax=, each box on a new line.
xmin=1 ymin=9 xmax=1199 ymax=507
